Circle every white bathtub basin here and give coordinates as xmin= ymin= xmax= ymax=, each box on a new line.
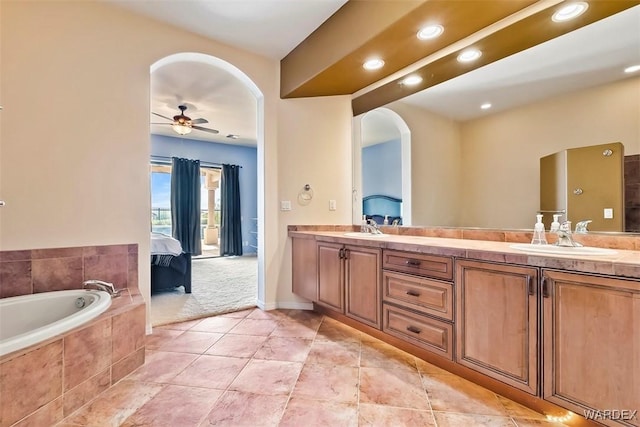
xmin=343 ymin=232 xmax=386 ymax=238
xmin=510 ymin=243 xmax=617 ymax=256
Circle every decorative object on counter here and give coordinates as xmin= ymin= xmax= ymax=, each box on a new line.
xmin=550 ymin=214 xmax=561 ymax=232
xmin=531 ymin=214 xmax=548 ymax=245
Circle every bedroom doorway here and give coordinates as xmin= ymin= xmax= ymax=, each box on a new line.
xmin=150 ymin=163 xmax=221 ymax=258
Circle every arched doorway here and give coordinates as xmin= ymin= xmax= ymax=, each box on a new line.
xmin=149 ymin=53 xmax=265 ymax=323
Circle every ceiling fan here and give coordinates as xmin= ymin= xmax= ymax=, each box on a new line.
xmin=151 ymin=105 xmax=219 ymax=136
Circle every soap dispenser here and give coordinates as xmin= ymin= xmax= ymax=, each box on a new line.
xmin=531 ymin=214 xmax=548 ymax=245
xmin=550 ymin=214 xmax=561 ymax=233
xmin=383 ymin=215 xmax=389 ymax=226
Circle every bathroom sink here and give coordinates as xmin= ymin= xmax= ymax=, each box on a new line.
xmin=509 ymin=243 xmax=617 ymax=256
xmin=343 ymin=232 xmax=386 ymax=238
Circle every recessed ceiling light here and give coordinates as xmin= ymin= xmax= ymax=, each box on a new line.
xmin=480 ymin=103 xmax=492 ymax=110
xmin=624 ymin=64 xmax=640 ymax=73
xmin=552 ymin=2 xmax=588 ymax=22
xmin=363 ymin=58 xmax=385 ymax=70
xmin=457 ymin=49 xmax=482 ymax=63
xmin=401 ymin=75 xmax=423 ymax=86
xmin=417 ymin=24 xmax=444 ymax=40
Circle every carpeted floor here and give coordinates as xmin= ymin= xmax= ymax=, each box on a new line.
xmin=150 ymin=255 xmax=257 ymax=326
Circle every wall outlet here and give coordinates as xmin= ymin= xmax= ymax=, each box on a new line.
xmin=329 ymin=199 xmax=336 ymax=211
xmin=603 ymin=208 xmax=613 ymax=219
xmin=280 ymin=200 xmax=291 ymax=211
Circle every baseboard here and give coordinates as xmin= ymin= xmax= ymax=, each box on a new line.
xmin=256 ymin=299 xmax=313 ymax=311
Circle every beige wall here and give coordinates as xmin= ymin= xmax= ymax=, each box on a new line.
xmin=0 ymin=1 xmax=353 ymax=324
xmin=385 ymin=102 xmax=462 ymax=226
xmin=460 ymin=76 xmax=640 ymax=229
xmin=275 ymin=96 xmax=353 ymax=308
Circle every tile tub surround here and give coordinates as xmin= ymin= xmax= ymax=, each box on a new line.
xmin=0 ymin=289 xmax=146 ymax=427
xmin=0 ymin=244 xmax=138 ymax=298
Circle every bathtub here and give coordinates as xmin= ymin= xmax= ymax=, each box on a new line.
xmin=0 ymin=289 xmax=112 ymax=357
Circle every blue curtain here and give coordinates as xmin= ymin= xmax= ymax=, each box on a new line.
xmin=170 ymin=157 xmax=202 ymax=256
xmin=220 ymin=164 xmax=243 ymax=256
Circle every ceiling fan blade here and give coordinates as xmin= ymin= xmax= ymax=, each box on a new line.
xmin=191 ymin=118 xmax=208 ymax=124
xmin=192 ymin=125 xmax=219 ymax=134
xmin=152 ymin=112 xmax=173 ymax=121
xmin=150 ymin=122 xmax=173 ymax=125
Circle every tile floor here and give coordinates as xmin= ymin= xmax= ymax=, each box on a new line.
xmin=57 ymin=308 xmax=569 ymax=427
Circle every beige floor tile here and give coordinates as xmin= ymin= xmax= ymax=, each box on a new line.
xmin=205 ymin=333 xmax=268 ymax=357
xmin=279 ymin=396 xmax=358 ymax=427
xmin=120 ymin=385 xmax=222 ymax=427
xmin=292 ymin=364 xmax=359 ymax=403
xmin=201 ymin=391 xmax=288 ymax=427
xmin=358 ymin=403 xmax=437 ymax=427
xmin=315 ymin=317 xmax=362 ymax=342
xmin=170 ymin=354 xmax=249 ymax=389
xmin=270 ymin=321 xmax=319 ymax=339
xmin=156 ymin=330 xmax=223 ymax=354
xmin=305 ymin=339 xmax=361 ymax=366
xmin=434 ymin=411 xmax=517 ymax=427
xmin=360 ymin=339 xmax=418 ymax=370
xmin=144 ymin=329 xmax=184 ymax=351
xmin=423 ymin=373 xmax=509 ymax=416
xmin=512 ymin=417 xmax=570 ymax=427
xmin=253 ymin=336 xmax=312 ymax=362
xmin=126 ymin=351 xmax=198 ymax=383
xmin=359 ymin=366 xmax=430 ymax=410
xmin=188 ymin=316 xmax=242 ymax=333
xmin=228 ymin=318 xmax=279 ymax=336
xmin=155 ymin=318 xmax=202 ymax=331
xmin=218 ymin=308 xmax=256 ymax=318
xmin=61 ymin=380 xmax=164 ymax=427
xmin=496 ymin=394 xmax=547 ymax=420
xmin=230 ymin=359 xmax=302 ymax=395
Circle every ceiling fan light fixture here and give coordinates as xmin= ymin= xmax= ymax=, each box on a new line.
xmin=417 ymin=24 xmax=444 ymax=40
xmin=552 ymin=2 xmax=588 ymax=22
xmin=172 ymin=123 xmax=192 ymax=135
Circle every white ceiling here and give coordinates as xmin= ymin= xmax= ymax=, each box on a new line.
xmin=111 ymin=1 xmax=639 ymax=147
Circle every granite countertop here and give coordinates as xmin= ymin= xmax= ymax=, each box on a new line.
xmin=289 ymin=229 xmax=640 ymax=279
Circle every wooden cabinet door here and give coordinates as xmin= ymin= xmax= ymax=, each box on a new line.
xmin=456 ymin=260 xmax=539 ymax=395
xmin=317 ymin=242 xmax=344 ymax=312
xmin=345 ymin=245 xmax=381 ymax=328
xmin=542 ymin=270 xmax=640 ymax=426
xmin=291 ymin=237 xmax=317 ymax=301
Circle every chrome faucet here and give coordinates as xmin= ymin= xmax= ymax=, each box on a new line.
xmin=554 ymin=221 xmax=583 ymax=247
xmin=83 ymin=280 xmax=122 ymax=297
xmin=363 ymin=219 xmax=383 ymax=234
xmin=574 ymin=220 xmax=592 ymax=234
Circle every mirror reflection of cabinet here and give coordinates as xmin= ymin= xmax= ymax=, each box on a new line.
xmin=540 ymin=142 xmax=624 ymax=232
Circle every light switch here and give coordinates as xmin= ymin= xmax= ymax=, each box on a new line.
xmin=603 ymin=208 xmax=613 ymax=219
xmin=329 ymin=200 xmax=336 ymax=211
xmin=280 ymin=200 xmax=291 ymax=211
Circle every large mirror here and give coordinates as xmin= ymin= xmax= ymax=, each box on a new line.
xmin=354 ymin=5 xmax=640 ymax=233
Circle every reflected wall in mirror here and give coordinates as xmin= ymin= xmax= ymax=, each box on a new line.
xmin=353 ymin=6 xmax=640 ymax=233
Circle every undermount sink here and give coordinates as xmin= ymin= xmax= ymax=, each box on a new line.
xmin=343 ymin=232 xmax=387 ymax=238
xmin=509 ymin=243 xmax=617 ymax=256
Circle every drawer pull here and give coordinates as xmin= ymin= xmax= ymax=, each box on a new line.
xmin=405 ymin=259 xmax=421 ymax=267
xmin=406 ymin=290 xmax=421 ymax=297
xmin=406 ymin=325 xmax=422 ymax=334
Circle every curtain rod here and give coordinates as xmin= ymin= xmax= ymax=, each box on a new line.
xmin=150 ymin=155 xmax=242 ymax=168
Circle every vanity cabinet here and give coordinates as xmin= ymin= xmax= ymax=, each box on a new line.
xmin=291 ymin=236 xmax=318 ymax=302
xmin=382 ymin=250 xmax=455 ymax=359
xmin=317 ymin=242 xmax=382 ymax=328
xmin=456 ymin=260 xmax=539 ymax=395
xmin=542 ymin=270 xmax=640 ymax=426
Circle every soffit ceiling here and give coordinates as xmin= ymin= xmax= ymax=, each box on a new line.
xmin=110 ymin=1 xmax=640 ymax=147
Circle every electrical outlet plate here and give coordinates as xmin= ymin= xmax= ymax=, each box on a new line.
xmin=603 ymin=208 xmax=613 ymax=219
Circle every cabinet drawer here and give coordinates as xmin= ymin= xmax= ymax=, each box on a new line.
xmin=383 ymin=271 xmax=453 ymax=321
xmin=383 ymin=304 xmax=453 ymax=360
xmin=383 ymin=250 xmax=453 ymax=281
